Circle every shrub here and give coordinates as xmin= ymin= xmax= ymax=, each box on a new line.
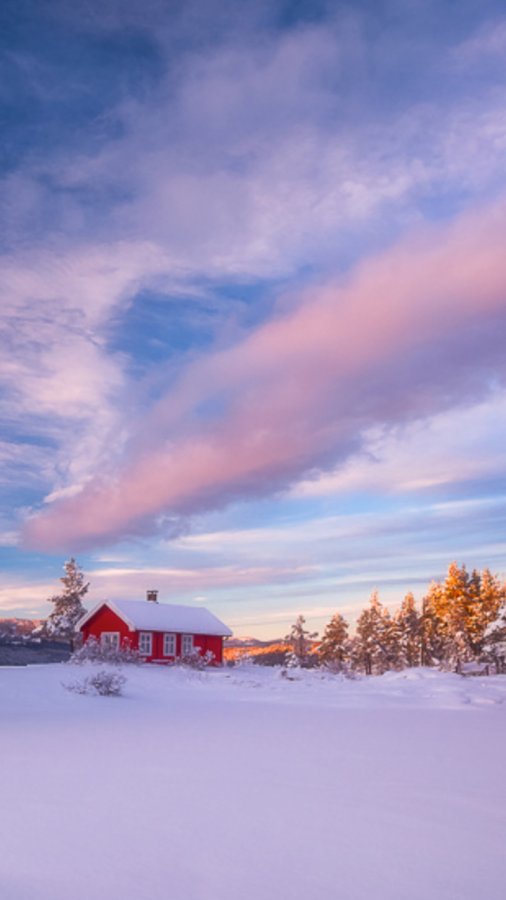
xmin=69 ymin=636 xmax=140 ymax=666
xmin=63 ymin=669 xmax=126 ymax=696
xmin=178 ymin=648 xmax=215 ymax=669
xmin=233 ymin=651 xmax=254 ymax=667
xmin=321 ymin=659 xmax=360 ymax=679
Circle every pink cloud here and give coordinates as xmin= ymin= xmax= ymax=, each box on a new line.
xmin=23 ymin=199 xmax=506 ymax=550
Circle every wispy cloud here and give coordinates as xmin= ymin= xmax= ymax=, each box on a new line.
xmin=22 ymin=198 xmax=506 ymax=549
xmin=452 ymin=17 xmax=506 ymax=64
xmin=0 ymin=239 xmax=183 ymax=506
xmin=293 ymin=391 xmax=506 ymax=497
xmin=0 ymin=582 xmax=56 ymax=616
xmin=174 ymin=495 xmax=506 ymax=569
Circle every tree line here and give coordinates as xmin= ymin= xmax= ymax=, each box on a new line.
xmin=286 ymin=562 xmax=506 ymax=675
xmin=43 ymin=558 xmax=506 ymax=675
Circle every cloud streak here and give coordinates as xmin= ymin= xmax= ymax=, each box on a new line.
xmin=293 ymin=391 xmax=506 ymax=497
xmin=23 ymin=198 xmax=506 ymax=550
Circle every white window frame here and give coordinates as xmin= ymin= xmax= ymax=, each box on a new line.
xmin=100 ymin=632 xmax=120 ymax=650
xmin=138 ymin=631 xmax=153 ymax=656
xmin=182 ymin=634 xmax=194 ymax=656
xmin=163 ymin=633 xmax=176 ymax=657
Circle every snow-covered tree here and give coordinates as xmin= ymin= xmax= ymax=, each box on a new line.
xmin=474 ymin=569 xmax=505 ymax=654
xmin=420 ymin=585 xmax=446 ymax=667
xmin=482 ymin=603 xmax=506 ymax=673
xmin=318 ymin=613 xmax=349 ymax=670
xmin=285 ymin=615 xmax=318 ymax=668
xmin=395 ymin=593 xmax=422 ymax=668
xmin=45 ymin=558 xmax=89 ymax=641
xmin=353 ymin=592 xmax=395 ymax=675
xmin=442 ymin=562 xmax=477 ymax=669
xmin=421 ymin=563 xmax=505 ymax=670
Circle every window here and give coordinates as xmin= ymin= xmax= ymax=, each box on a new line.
xmin=182 ymin=634 xmax=193 ymax=656
xmin=163 ymin=633 xmax=176 ymax=656
xmin=101 ymin=632 xmax=119 ymax=650
xmin=139 ymin=632 xmax=153 ymax=655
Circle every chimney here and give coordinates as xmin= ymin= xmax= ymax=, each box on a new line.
xmin=146 ymin=590 xmax=158 ymax=603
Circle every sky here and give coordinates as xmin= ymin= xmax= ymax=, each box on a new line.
xmin=1 ymin=0 xmax=506 ymax=638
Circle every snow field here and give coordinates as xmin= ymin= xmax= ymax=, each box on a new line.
xmin=1 ymin=664 xmax=505 ymax=900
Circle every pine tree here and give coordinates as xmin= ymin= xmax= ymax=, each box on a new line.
xmin=475 ymin=569 xmax=505 ymax=654
xmin=354 ymin=592 xmax=394 ymax=675
xmin=420 ymin=584 xmax=446 ymax=667
xmin=422 ymin=564 xmax=474 ymax=670
xmin=318 ymin=613 xmax=349 ymax=670
xmin=395 ymin=592 xmax=422 ymax=668
xmin=482 ymin=602 xmax=506 ymax=673
xmin=284 ymin=615 xmax=318 ymax=668
xmin=420 ymin=564 xmax=505 ymax=670
xmin=444 ymin=563 xmax=476 ymax=668
xmin=45 ymin=558 xmax=89 ymax=641
xmin=467 ymin=569 xmax=482 ymax=647
xmin=381 ymin=607 xmax=404 ymax=671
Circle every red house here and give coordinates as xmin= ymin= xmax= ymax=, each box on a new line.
xmin=76 ymin=591 xmax=232 ymax=664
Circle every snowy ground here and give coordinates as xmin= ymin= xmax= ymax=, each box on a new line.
xmin=1 ymin=663 xmax=505 ymax=900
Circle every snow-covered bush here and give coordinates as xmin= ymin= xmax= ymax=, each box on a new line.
xmin=322 ymin=659 xmax=360 ymax=679
xmin=178 ymin=648 xmax=215 ymax=669
xmin=63 ymin=669 xmax=126 ymax=696
xmin=233 ymin=651 xmax=254 ymax=668
xmin=69 ymin=636 xmax=140 ymax=666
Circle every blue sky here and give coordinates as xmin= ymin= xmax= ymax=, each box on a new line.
xmin=1 ymin=0 xmax=506 ymax=636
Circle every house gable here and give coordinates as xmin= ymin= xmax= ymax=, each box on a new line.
xmin=77 ymin=601 xmax=136 ymax=633
xmin=80 ymin=604 xmax=134 ymax=648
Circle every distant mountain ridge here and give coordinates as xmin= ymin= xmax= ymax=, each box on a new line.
xmin=224 ymin=635 xmax=321 ymax=664
xmin=0 ymin=618 xmax=44 ymax=641
xmin=224 ymin=637 xmax=291 ymax=664
xmin=0 ymin=618 xmax=71 ymax=666
xmin=226 ymin=635 xmax=283 ymax=648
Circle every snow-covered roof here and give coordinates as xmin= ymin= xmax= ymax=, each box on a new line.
xmin=76 ymin=599 xmax=233 ymax=637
